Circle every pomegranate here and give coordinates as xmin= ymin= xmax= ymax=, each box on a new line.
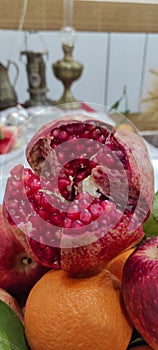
xmin=3 ymin=114 xmax=154 ymax=274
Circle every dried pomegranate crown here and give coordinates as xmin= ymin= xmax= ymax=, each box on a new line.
xmin=3 ymin=114 xmax=154 ymax=274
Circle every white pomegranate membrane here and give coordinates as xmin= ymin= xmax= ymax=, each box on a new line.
xmin=3 ymin=115 xmax=154 ymax=274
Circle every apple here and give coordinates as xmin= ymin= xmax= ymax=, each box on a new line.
xmin=0 ymin=287 xmax=23 ymax=323
xmin=122 ymin=236 xmax=158 ymax=350
xmin=0 ymin=205 xmax=49 ymax=303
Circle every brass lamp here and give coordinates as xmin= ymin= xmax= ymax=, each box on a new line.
xmin=52 ymin=26 xmax=83 ymax=109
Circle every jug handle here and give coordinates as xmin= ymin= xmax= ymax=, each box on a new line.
xmin=8 ymin=60 xmax=19 ymax=86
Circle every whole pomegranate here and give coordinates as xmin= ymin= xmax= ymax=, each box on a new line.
xmin=3 ymin=114 xmax=154 ymax=274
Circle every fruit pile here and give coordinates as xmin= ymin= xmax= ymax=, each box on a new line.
xmin=0 ymin=114 xmax=157 ymax=350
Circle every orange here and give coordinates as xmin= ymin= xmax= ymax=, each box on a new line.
xmin=24 ymin=268 xmax=133 ymax=350
xmin=106 ymin=248 xmax=135 ymax=281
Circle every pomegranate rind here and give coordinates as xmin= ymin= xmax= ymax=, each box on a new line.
xmin=61 ymin=217 xmax=144 ymax=274
xmin=115 ymin=129 xmax=154 ymax=223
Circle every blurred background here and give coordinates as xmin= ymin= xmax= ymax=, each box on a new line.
xmin=1 ymin=28 xmax=158 ymax=113
xmin=0 ymin=0 xmax=158 ymax=119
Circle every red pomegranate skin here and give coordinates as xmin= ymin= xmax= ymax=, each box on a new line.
xmin=3 ymin=114 xmax=154 ymax=274
xmin=122 ymin=236 xmax=158 ymax=350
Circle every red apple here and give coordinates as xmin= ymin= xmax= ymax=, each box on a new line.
xmin=122 ymin=236 xmax=158 ymax=350
xmin=0 ymin=205 xmax=49 ymax=303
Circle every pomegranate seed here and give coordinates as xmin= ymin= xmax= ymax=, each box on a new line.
xmin=92 ymin=128 xmax=101 ymax=139
xmin=58 ymin=177 xmax=71 ymax=190
xmin=66 ymin=124 xmax=75 ymax=133
xmin=63 ymin=218 xmax=72 ymax=228
xmin=29 ymin=178 xmax=41 ymax=193
xmin=72 ymin=220 xmax=84 ymax=228
xmin=58 ymin=130 xmax=69 ymax=141
xmin=76 ymin=171 xmax=87 ymax=182
xmin=50 ymin=214 xmax=64 ymax=226
xmin=86 ymin=121 xmax=96 ymax=130
xmin=38 ymin=208 xmax=49 ymax=220
xmin=80 ymin=209 xmax=92 ymax=224
xmin=102 ymin=201 xmax=115 ymax=214
xmin=80 ymin=130 xmax=90 ymax=138
xmin=51 ymin=128 xmax=60 ymax=137
xmin=73 ymin=123 xmax=84 ymax=133
xmin=90 ymin=202 xmax=103 ymax=218
xmin=97 ymin=134 xmax=106 ymax=143
xmin=67 ymin=205 xmax=80 ymax=220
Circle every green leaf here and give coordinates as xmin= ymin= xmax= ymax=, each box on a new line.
xmin=110 ymin=99 xmax=122 ymax=111
xmin=0 ymin=300 xmax=29 ymax=350
xmin=151 ymin=191 xmax=158 ymax=220
xmin=0 ymin=129 xmax=3 ymax=140
xmin=110 ymin=85 xmax=130 ymax=117
xmin=143 ymin=191 xmax=158 ymax=238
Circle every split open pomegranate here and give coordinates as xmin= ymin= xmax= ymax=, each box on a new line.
xmin=3 ymin=114 xmax=154 ymax=274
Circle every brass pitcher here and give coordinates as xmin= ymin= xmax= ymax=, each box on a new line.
xmin=0 ymin=60 xmax=19 ymax=110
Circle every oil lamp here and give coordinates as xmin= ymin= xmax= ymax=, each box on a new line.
xmin=52 ymin=26 xmax=83 ymax=109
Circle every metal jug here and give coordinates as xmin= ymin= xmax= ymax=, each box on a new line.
xmin=21 ymin=50 xmax=52 ymax=107
xmin=0 ymin=60 xmax=19 ymax=110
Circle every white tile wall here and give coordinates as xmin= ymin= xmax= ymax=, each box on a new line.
xmin=106 ymin=33 xmax=147 ymax=112
xmin=70 ymin=31 xmax=108 ymax=106
xmin=1 ymin=29 xmax=158 ymax=113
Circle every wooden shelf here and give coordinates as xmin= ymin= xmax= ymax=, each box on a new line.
xmin=1 ymin=1 xmax=158 ymax=33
